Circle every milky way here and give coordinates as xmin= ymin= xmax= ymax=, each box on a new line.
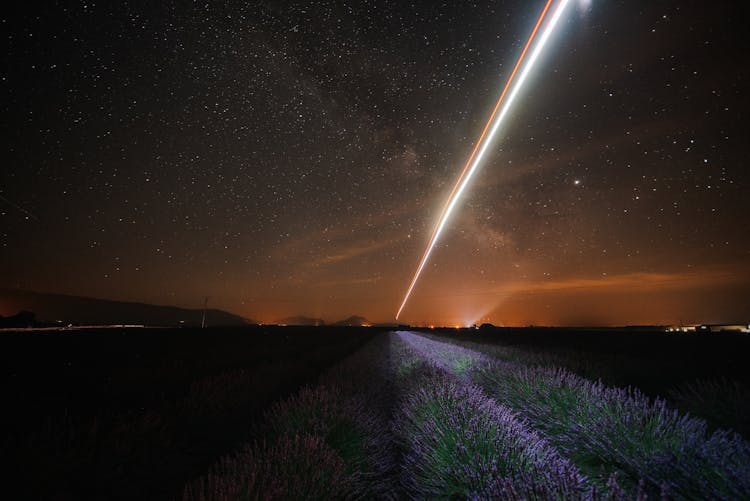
xmin=3 ymin=1 xmax=749 ymax=325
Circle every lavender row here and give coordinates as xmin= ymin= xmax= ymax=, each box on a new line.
xmin=181 ymin=434 xmax=354 ymax=500
xmin=183 ymin=334 xmax=397 ymax=500
xmin=477 ymin=364 xmax=750 ymax=499
xmin=419 ymin=330 xmax=750 ymax=438
xmin=391 ymin=332 xmax=606 ymax=499
xmin=398 ymin=331 xmax=750 ymax=499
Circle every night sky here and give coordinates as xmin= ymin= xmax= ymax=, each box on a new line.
xmin=3 ymin=1 xmax=749 ymax=326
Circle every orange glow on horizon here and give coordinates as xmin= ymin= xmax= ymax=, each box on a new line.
xmin=390 ymin=267 xmax=750 ymax=327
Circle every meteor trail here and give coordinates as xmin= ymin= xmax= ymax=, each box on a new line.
xmin=396 ymin=0 xmax=572 ymax=319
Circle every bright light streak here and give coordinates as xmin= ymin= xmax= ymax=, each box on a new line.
xmin=396 ymin=0 xmax=572 ymax=319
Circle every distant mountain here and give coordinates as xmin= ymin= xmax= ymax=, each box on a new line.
xmin=277 ymin=316 xmax=326 ymax=326
xmin=331 ymin=315 xmax=369 ymax=327
xmin=0 ymin=289 xmax=250 ymax=327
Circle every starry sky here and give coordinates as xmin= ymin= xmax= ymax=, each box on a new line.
xmin=2 ymin=1 xmax=749 ymax=326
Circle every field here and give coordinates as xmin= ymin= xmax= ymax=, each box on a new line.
xmin=3 ymin=327 xmax=749 ymax=499
xmin=1 ymin=326 xmax=375 ymax=500
xmin=424 ymin=326 xmax=750 ymax=437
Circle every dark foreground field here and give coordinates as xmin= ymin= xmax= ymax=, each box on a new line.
xmin=179 ymin=330 xmax=750 ymax=500
xmin=3 ymin=326 xmax=749 ymax=500
xmin=1 ymin=326 xmax=376 ymax=500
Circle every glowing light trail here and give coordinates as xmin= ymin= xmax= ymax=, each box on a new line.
xmin=396 ymin=0 xmax=572 ymax=319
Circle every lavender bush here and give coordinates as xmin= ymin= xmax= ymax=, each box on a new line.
xmin=390 ymin=333 xmax=604 ymax=499
xmin=265 ymin=383 xmax=394 ymax=496
xmin=395 ymin=330 xmax=492 ymax=380
xmin=476 ymin=359 xmax=750 ymax=499
xmin=182 ymin=434 xmax=353 ymax=501
xmin=417 ymin=330 xmax=614 ymax=381
xmin=394 ymin=365 xmax=588 ymax=499
xmin=398 ymin=330 xmax=750 ymax=499
xmin=183 ymin=334 xmax=398 ymax=500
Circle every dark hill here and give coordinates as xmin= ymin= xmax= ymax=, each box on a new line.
xmin=0 ymin=289 xmax=249 ymax=327
xmin=332 ymin=315 xmax=369 ymax=326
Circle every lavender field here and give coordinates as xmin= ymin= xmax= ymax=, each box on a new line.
xmin=183 ymin=331 xmax=750 ymax=500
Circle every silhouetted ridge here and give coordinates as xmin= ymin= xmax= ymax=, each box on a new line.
xmin=0 ymin=289 xmax=249 ymax=327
